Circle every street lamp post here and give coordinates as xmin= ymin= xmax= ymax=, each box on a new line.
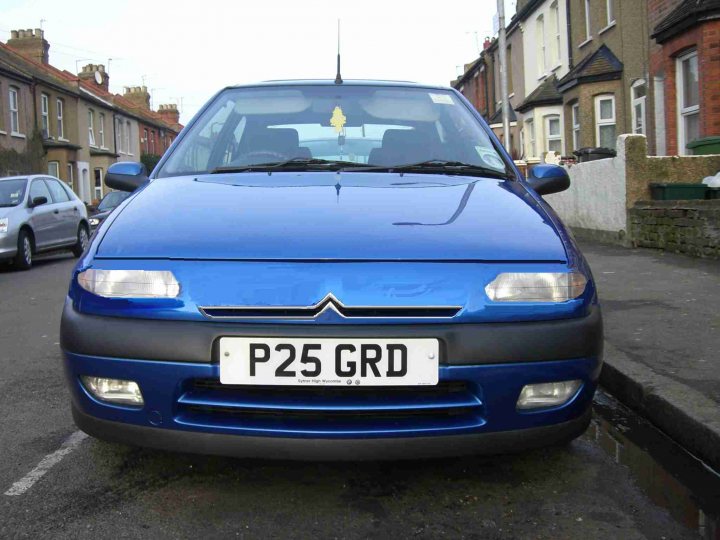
xmin=497 ymin=0 xmax=511 ymax=153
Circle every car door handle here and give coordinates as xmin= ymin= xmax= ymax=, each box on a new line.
xmin=53 ymin=209 xmax=59 ymax=214
xmin=73 ymin=207 xmax=78 ymax=212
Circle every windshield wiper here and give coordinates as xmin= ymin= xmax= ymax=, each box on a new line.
xmin=341 ymin=159 xmax=512 ymax=179
xmin=211 ymin=158 xmax=376 ymax=174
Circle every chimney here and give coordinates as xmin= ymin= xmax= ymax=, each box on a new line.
xmin=78 ymin=64 xmax=110 ymax=92
xmin=157 ymin=104 xmax=180 ymax=126
xmin=7 ymin=28 xmax=50 ymax=64
xmin=483 ymin=37 xmax=492 ymax=50
xmin=122 ymin=86 xmax=151 ymax=110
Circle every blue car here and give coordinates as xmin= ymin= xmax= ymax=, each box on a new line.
xmin=61 ymin=80 xmax=602 ymax=460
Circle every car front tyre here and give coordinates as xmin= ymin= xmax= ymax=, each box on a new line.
xmin=15 ymin=230 xmax=33 ymax=270
xmin=72 ymin=224 xmax=89 ymax=258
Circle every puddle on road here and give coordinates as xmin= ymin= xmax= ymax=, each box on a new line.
xmin=589 ymin=391 xmax=720 ymax=539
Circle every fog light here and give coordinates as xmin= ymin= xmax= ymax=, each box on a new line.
xmin=81 ymin=376 xmax=144 ymax=406
xmin=516 ymin=380 xmax=582 ymax=410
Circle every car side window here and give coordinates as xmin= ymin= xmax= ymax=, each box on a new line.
xmin=45 ymin=178 xmax=70 ymax=203
xmin=29 ymin=179 xmax=53 ymax=204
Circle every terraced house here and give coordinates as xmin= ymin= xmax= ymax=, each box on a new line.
xmin=0 ymin=28 xmax=182 ymax=203
xmin=453 ymin=0 xmax=720 ymax=161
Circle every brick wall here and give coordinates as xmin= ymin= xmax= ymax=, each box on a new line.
xmin=630 ymin=200 xmax=720 ymax=258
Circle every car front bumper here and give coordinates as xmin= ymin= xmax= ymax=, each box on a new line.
xmin=61 ymin=300 xmax=603 ymax=460
xmin=0 ymin=232 xmax=17 ymax=260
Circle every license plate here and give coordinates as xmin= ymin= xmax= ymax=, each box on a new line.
xmin=219 ymin=337 xmax=439 ymax=386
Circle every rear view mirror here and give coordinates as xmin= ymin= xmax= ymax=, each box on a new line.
xmin=30 ymin=196 xmax=48 ymax=208
xmin=105 ymin=162 xmax=149 ymax=192
xmin=527 ymin=164 xmax=570 ymax=196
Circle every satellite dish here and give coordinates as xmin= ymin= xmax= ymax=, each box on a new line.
xmin=94 ymin=71 xmax=103 ymax=85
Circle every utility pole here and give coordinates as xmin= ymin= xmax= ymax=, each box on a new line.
xmin=497 ymin=0 xmax=511 ymax=152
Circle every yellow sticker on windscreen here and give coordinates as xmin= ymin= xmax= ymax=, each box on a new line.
xmin=429 ymin=93 xmax=454 ymax=105
xmin=330 ymin=106 xmax=347 ymax=133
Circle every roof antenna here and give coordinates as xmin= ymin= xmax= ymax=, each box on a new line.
xmin=334 ymin=19 xmax=343 ymax=84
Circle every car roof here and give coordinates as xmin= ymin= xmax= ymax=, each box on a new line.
xmin=228 ymin=79 xmax=454 ymax=92
xmin=0 ymin=175 xmax=42 ymax=182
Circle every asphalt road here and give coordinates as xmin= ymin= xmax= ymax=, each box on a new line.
xmin=0 ymin=255 xmax=697 ymax=539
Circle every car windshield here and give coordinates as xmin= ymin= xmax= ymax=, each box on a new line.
xmin=0 ymin=179 xmax=27 ymax=207
xmin=97 ymin=191 xmax=130 ymax=211
xmin=157 ymin=85 xmax=510 ymax=178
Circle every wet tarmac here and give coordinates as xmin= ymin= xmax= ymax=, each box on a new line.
xmin=591 ymin=391 xmax=720 ymax=539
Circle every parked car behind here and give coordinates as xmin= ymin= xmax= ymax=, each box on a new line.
xmin=62 ymin=80 xmax=602 ymax=460
xmin=89 ymin=191 xmax=131 ymax=231
xmin=0 ymin=175 xmax=89 ymax=270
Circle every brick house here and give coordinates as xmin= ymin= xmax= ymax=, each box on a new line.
xmin=649 ymin=0 xmax=720 ymax=155
xmin=558 ymin=0 xmax=651 ymax=155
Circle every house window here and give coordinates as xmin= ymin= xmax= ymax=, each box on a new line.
xmin=41 ymin=94 xmax=49 ymax=136
xmin=631 ymin=79 xmax=647 ymax=135
xmin=506 ymin=46 xmax=514 ymax=95
xmin=48 ymin=161 xmax=60 ymax=178
xmin=150 ymin=130 xmax=156 ymax=154
xmin=0 ymin=82 xmax=3 ymax=132
xmin=526 ymin=118 xmax=536 ymax=157
xmin=572 ymin=103 xmax=580 ymax=151
xmin=584 ymin=0 xmax=591 ymax=40
xmin=143 ymin=128 xmax=149 ymax=153
xmin=9 ymin=87 xmax=20 ymax=134
xmin=551 ymin=1 xmax=561 ymax=66
xmin=93 ymin=168 xmax=103 ymax=200
xmin=66 ymin=163 xmax=74 ymax=191
xmin=99 ymin=113 xmax=106 ymax=148
xmin=116 ymin=118 xmax=124 ymax=154
xmin=606 ymin=0 xmax=615 ymax=25
xmin=595 ymin=94 xmax=616 ymax=149
xmin=126 ymin=121 xmax=132 ymax=155
xmin=536 ymin=15 xmax=546 ymax=75
xmin=88 ymin=109 xmax=96 ymax=146
xmin=56 ymin=98 xmax=64 ymax=139
xmin=545 ymin=115 xmax=562 ymax=154
xmin=677 ymin=50 xmax=700 ymax=154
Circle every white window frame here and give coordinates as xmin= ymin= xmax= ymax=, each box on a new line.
xmin=99 ymin=113 xmax=106 ymax=148
xmin=66 ymin=163 xmax=74 ymax=191
xmin=56 ymin=98 xmax=65 ymax=140
xmin=41 ymin=93 xmax=49 ymax=136
xmin=526 ymin=118 xmax=536 ymax=158
xmin=125 ymin=121 xmax=132 ymax=155
xmin=595 ymin=94 xmax=616 ymax=148
xmin=150 ymin=130 xmax=156 ymax=154
xmin=536 ymin=14 xmax=546 ymax=77
xmin=572 ymin=103 xmax=580 ymax=151
xmin=143 ymin=128 xmax=149 ymax=154
xmin=631 ymin=79 xmax=647 ymax=135
xmin=93 ymin=168 xmax=104 ymax=200
xmin=584 ymin=0 xmax=592 ymax=41
xmin=545 ymin=114 xmax=563 ymax=154
xmin=9 ymin=86 xmax=21 ymax=135
xmin=606 ymin=0 xmax=615 ymax=26
xmin=551 ymin=1 xmax=561 ymax=67
xmin=676 ymin=50 xmax=700 ymax=155
xmin=88 ymin=109 xmax=96 ymax=147
xmin=48 ymin=161 xmax=60 ymax=178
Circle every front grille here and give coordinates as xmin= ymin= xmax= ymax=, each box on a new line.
xmin=175 ymin=379 xmax=485 ymax=437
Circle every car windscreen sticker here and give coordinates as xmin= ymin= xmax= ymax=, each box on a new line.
xmin=475 ymin=147 xmax=506 ymax=171
xmin=330 ymin=106 xmax=347 ymax=134
xmin=429 ymin=93 xmax=454 ymax=105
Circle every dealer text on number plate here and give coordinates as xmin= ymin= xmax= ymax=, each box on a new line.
xmin=219 ymin=337 xmax=439 ymax=386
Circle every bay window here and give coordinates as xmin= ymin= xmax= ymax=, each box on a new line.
xmin=595 ymin=95 xmax=616 ymax=149
xmin=677 ymin=50 xmax=699 ymax=154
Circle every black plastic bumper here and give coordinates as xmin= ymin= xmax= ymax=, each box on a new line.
xmin=73 ymin=404 xmax=592 ymax=461
xmin=61 ymin=299 xmax=603 ymax=365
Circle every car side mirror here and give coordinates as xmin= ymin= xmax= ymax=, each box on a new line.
xmin=30 ymin=196 xmax=48 ymax=208
xmin=527 ymin=164 xmax=570 ymax=196
xmin=105 ymin=162 xmax=149 ymax=192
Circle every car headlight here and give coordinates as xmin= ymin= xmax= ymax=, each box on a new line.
xmin=0 ymin=218 xmax=8 ymax=234
xmin=485 ymin=272 xmax=587 ymax=302
xmin=89 ymin=218 xmax=100 ymax=226
xmin=77 ymin=269 xmax=180 ymax=298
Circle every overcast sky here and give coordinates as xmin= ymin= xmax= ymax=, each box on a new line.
xmin=2 ymin=0 xmax=516 ymax=124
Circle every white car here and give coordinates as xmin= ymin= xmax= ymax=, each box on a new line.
xmin=0 ymin=175 xmax=89 ymax=270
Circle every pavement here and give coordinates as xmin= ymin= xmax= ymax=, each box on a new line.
xmin=0 ymin=252 xmax=704 ymax=538
xmin=580 ymin=241 xmax=720 ymax=471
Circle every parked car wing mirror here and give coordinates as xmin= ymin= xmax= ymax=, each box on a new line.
xmin=105 ymin=162 xmax=149 ymax=193
xmin=527 ymin=164 xmax=570 ymax=196
xmin=30 ymin=196 xmax=48 ymax=208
